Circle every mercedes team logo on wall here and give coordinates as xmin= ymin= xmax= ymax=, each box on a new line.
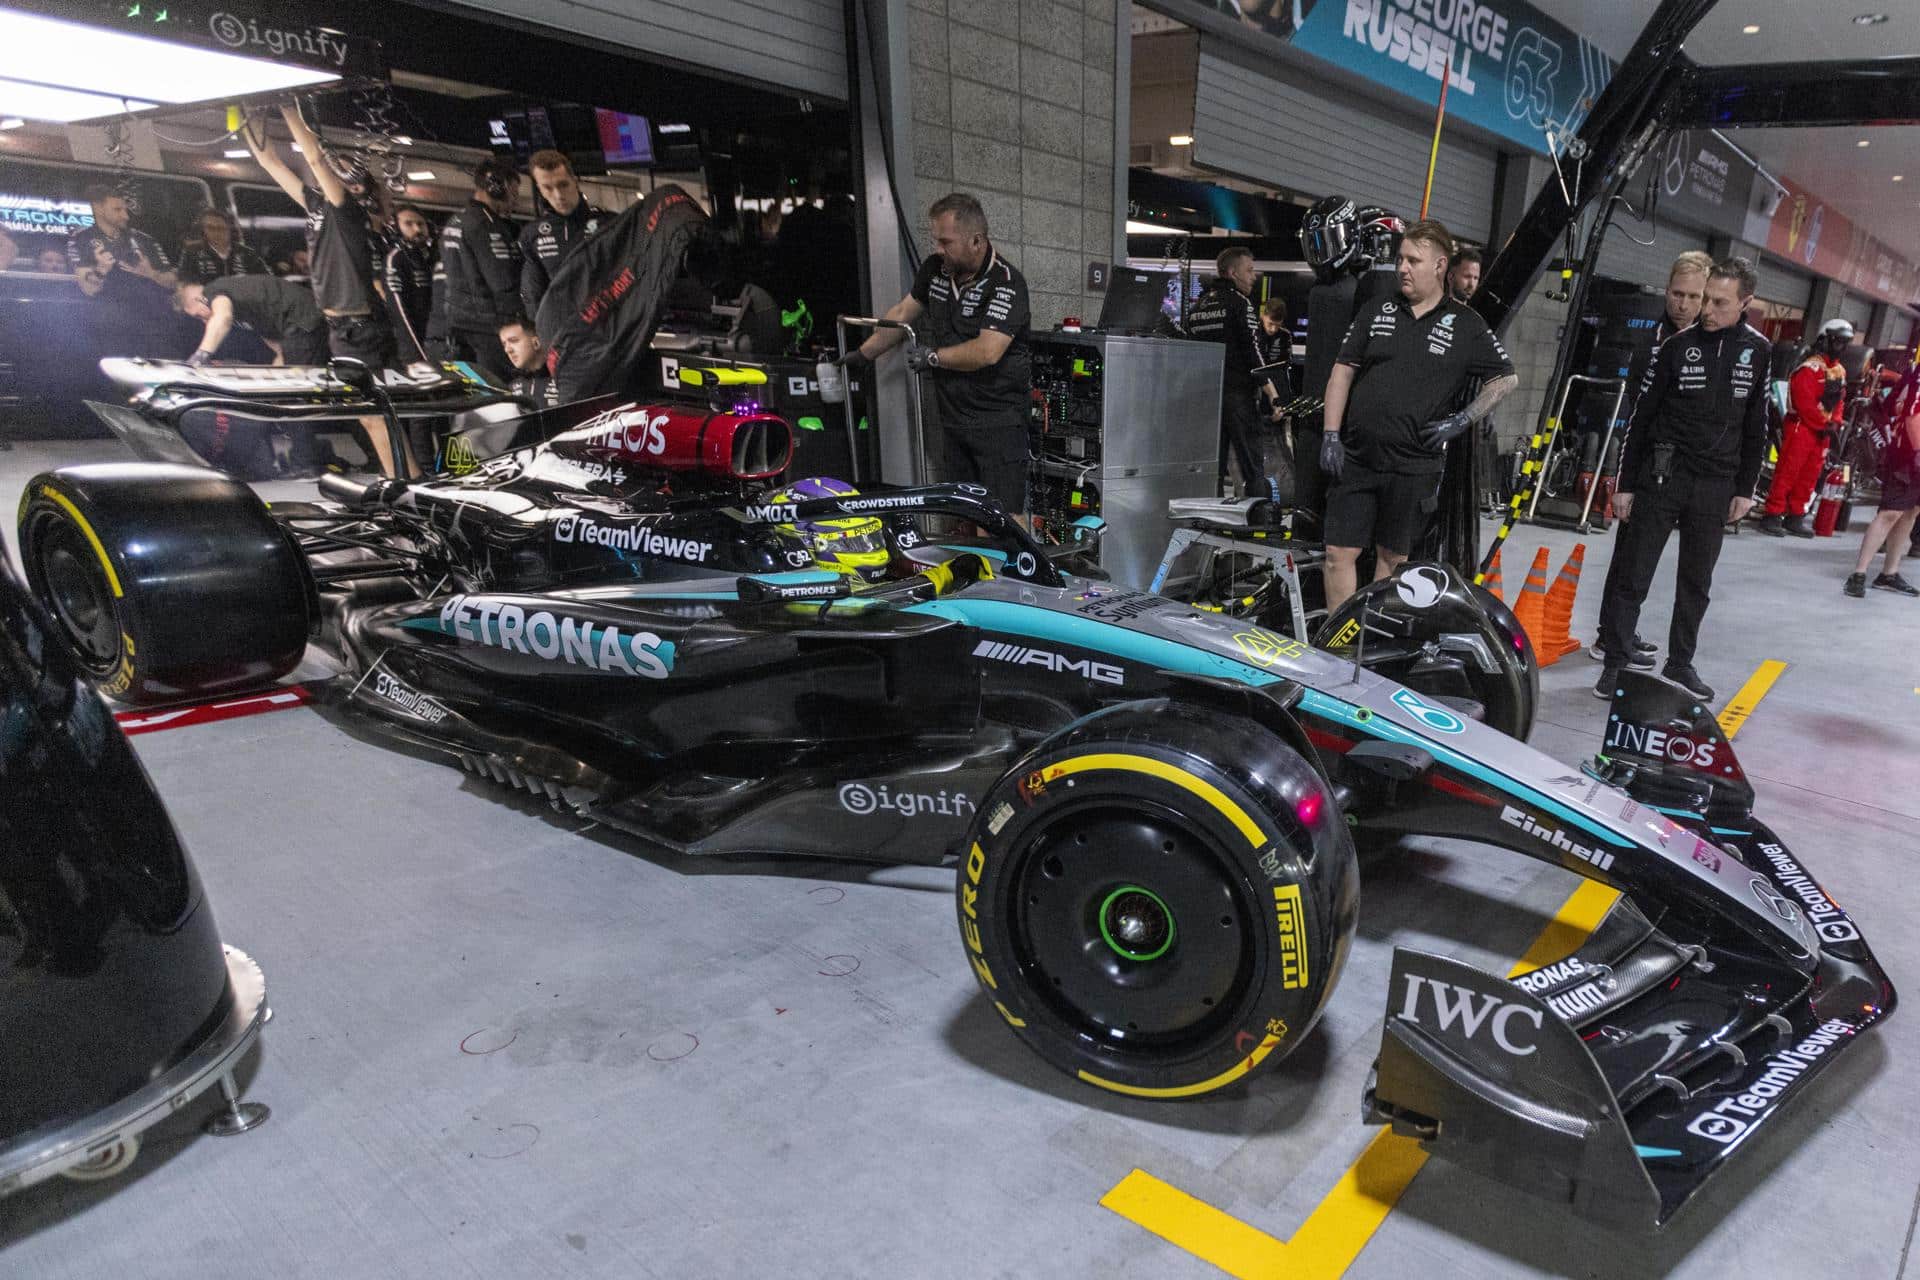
xmin=1662 ymin=133 xmax=1688 ymax=197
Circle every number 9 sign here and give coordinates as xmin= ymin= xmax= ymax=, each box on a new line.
xmin=1504 ymin=27 xmax=1563 ymax=131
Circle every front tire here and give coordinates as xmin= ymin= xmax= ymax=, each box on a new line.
xmin=19 ymin=464 xmax=310 ymax=704
xmin=958 ymin=702 xmax=1357 ymax=1098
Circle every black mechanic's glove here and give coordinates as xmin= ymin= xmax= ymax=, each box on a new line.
xmin=1319 ymin=432 xmax=1345 ymax=481
xmin=186 ymin=349 xmax=213 ymax=368
xmin=1419 ymin=411 xmax=1473 ymax=450
xmin=905 ymin=346 xmax=936 ymax=375
xmin=837 ymin=347 xmax=870 ymax=370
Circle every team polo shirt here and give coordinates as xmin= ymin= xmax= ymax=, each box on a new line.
xmin=910 ymin=247 xmax=1032 ymax=429
xmin=1337 ymin=295 xmax=1513 ymax=474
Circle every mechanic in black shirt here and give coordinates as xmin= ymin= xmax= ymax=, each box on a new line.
xmin=1593 ymin=258 xmax=1770 ymax=703
xmin=431 ymin=159 xmax=523 ymax=384
xmin=243 ymin=105 xmax=407 ymax=476
xmin=175 ymin=208 xmax=270 ymax=284
xmin=1320 ymin=219 xmax=1517 ymax=611
xmin=844 ymin=192 xmax=1032 ymax=518
xmin=66 ymin=185 xmax=175 ymax=297
xmin=176 ymin=276 xmax=328 ymax=366
xmin=383 ymin=204 xmax=436 ymax=360
xmin=518 ymin=149 xmax=604 ymax=319
xmin=498 ymin=315 xmax=560 ymax=410
xmin=1188 ymin=247 xmax=1273 ymax=499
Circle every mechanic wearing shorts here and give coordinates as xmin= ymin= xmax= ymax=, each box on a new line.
xmin=1319 ymin=219 xmax=1517 ymax=611
xmin=843 ymin=192 xmax=1033 ymax=519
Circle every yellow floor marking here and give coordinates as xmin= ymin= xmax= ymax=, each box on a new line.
xmin=1100 ymin=661 xmax=1790 ymax=1277
xmin=1715 ymin=659 xmax=1788 ymax=740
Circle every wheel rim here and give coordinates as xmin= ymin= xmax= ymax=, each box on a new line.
xmin=35 ymin=523 xmax=121 ymax=676
xmin=1011 ymin=801 xmax=1256 ymax=1051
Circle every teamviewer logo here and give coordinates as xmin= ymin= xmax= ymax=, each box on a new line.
xmin=1686 ymin=1109 xmax=1749 ymax=1144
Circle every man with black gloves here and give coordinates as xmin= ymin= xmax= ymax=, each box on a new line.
xmin=177 ymin=276 xmax=327 ymax=367
xmin=1188 ymin=247 xmax=1273 ymax=499
xmin=519 ymin=149 xmax=604 ymax=319
xmin=1594 ymin=258 xmax=1770 ymax=702
xmin=1760 ymin=317 xmax=1851 ymax=536
xmin=432 ymin=159 xmax=524 ymax=383
xmin=1319 ymin=219 xmax=1517 ymax=612
xmin=383 ymin=204 xmax=436 ymax=360
xmin=843 ymin=192 xmax=1032 ymax=517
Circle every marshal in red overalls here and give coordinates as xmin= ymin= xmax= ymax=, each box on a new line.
xmin=1762 ymin=350 xmax=1845 ymax=527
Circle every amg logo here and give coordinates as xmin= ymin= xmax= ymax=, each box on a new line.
xmin=372 ymin=671 xmax=449 ymax=724
xmin=1500 ymin=805 xmax=1616 ymax=872
xmin=743 ymin=503 xmax=799 ymax=523
xmin=972 ymin=639 xmax=1122 ymax=685
xmin=1398 ymin=973 xmax=1543 ymax=1056
xmin=1274 ymin=885 xmax=1309 ymax=990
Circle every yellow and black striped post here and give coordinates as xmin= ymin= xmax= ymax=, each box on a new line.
xmin=1475 ymin=418 xmax=1553 ymax=584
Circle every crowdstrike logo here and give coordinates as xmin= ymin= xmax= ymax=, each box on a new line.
xmin=972 ymin=639 xmax=1123 ymax=685
xmin=1500 ymin=805 xmax=1616 ymax=871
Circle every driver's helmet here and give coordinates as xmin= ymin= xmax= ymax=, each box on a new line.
xmin=769 ymin=476 xmax=891 ymax=582
xmin=1299 ymin=196 xmax=1358 ymax=273
xmin=1351 ymin=206 xmax=1407 ymax=271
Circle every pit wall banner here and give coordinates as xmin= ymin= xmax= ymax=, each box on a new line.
xmin=1170 ymin=0 xmax=1614 ymax=155
xmin=1760 ymin=173 xmax=1920 ymax=309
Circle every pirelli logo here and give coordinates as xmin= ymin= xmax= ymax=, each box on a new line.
xmin=1274 ymin=885 xmax=1308 ymax=990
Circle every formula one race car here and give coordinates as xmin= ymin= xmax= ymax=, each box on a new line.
xmin=22 ymin=435 xmax=1891 ymax=1234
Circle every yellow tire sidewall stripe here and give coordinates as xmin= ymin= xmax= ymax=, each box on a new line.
xmin=38 ymin=485 xmax=123 ymax=598
xmin=1043 ymin=752 xmax=1266 ymax=849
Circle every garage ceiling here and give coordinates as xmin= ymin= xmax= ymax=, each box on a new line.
xmin=1528 ymin=0 xmax=1920 ymax=270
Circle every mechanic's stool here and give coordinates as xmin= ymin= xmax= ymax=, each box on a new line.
xmin=1152 ymin=497 xmax=1326 ymax=640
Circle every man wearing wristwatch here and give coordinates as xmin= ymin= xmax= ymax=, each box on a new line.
xmin=842 ymin=192 xmax=1033 ymax=518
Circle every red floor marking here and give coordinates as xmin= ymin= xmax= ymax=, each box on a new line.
xmin=115 ymin=685 xmax=313 ymax=736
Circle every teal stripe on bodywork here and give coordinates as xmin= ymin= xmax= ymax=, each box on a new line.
xmin=1635 ymin=1145 xmax=1684 ymax=1160
xmin=1298 ymin=689 xmax=1626 ymax=847
xmin=902 ymin=597 xmax=1288 ymax=686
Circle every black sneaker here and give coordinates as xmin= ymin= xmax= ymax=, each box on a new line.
xmin=1845 ymin=572 xmax=1867 ymax=598
xmin=1873 ymin=572 xmax=1920 ymax=597
xmin=1783 ymin=516 xmax=1816 ymax=539
xmin=1662 ymin=663 xmax=1714 ymax=702
xmin=1587 ymin=637 xmax=1657 ymax=662
xmin=1758 ymin=515 xmax=1786 ymax=537
xmin=1593 ymin=665 xmax=1623 ymax=700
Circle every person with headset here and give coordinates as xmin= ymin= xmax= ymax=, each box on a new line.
xmin=431 ymin=159 xmax=524 ymax=383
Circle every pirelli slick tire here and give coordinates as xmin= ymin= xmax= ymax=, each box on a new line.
xmin=18 ymin=464 xmax=310 ymax=705
xmin=959 ymin=701 xmax=1357 ymax=1099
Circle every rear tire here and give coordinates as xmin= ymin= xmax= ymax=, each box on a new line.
xmin=18 ymin=464 xmax=309 ymax=704
xmin=959 ymin=701 xmax=1357 ymax=1098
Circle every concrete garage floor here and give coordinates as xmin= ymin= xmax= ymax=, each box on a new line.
xmin=1 ymin=437 xmax=1917 ymax=1279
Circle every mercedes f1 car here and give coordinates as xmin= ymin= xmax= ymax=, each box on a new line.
xmin=20 ymin=382 xmax=1891 ymax=1231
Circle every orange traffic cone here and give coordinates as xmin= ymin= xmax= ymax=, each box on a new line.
xmin=1538 ymin=543 xmax=1586 ymax=663
xmin=1481 ymin=547 xmax=1504 ymax=601
xmin=1510 ymin=546 xmax=1552 ymax=661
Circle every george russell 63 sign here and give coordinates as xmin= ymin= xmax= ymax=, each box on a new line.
xmin=1177 ymin=0 xmax=1616 ymax=156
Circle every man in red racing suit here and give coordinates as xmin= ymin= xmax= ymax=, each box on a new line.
xmin=1760 ymin=318 xmax=1852 ymax=535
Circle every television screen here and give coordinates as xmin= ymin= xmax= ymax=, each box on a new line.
xmin=596 ymin=108 xmax=654 ymax=167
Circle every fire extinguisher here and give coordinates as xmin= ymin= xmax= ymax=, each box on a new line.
xmin=1813 ymin=462 xmax=1850 ymax=537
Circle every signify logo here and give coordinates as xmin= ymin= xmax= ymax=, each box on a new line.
xmin=838 ymin=782 xmax=976 ymax=819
